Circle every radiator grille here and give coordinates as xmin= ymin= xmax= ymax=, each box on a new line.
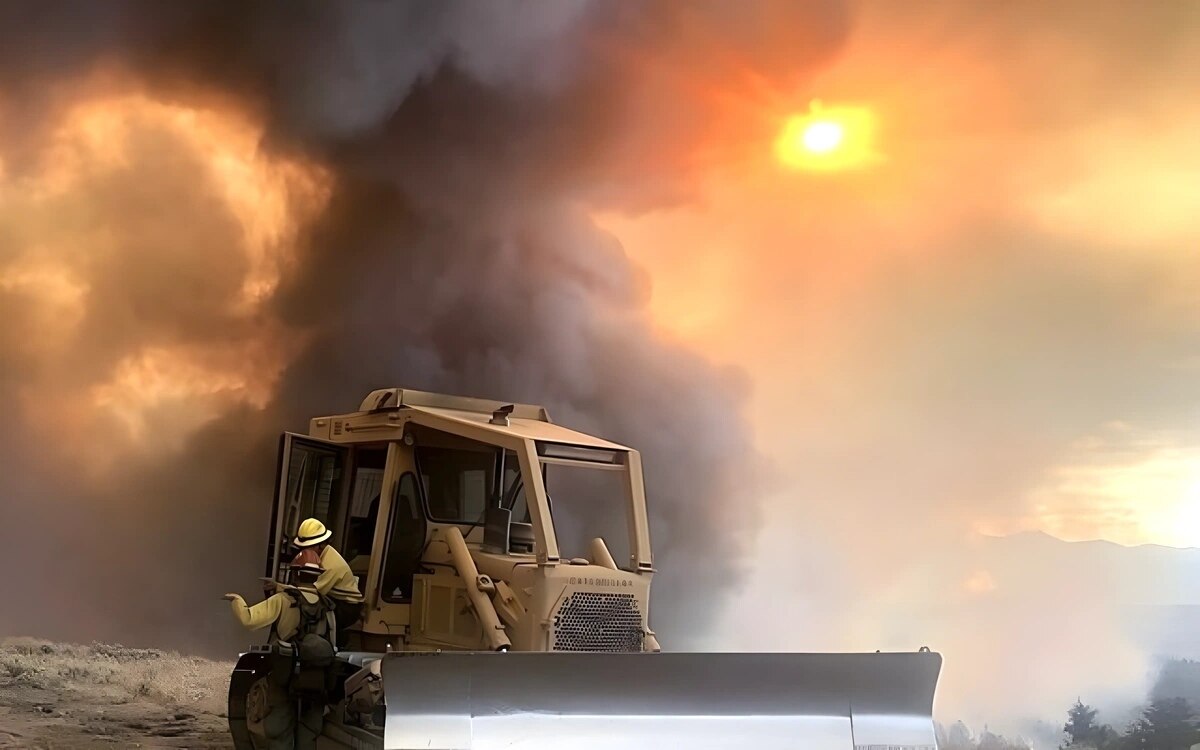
xmin=552 ymin=592 xmax=644 ymax=652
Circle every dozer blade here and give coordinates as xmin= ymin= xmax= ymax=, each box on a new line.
xmin=381 ymin=651 xmax=941 ymax=750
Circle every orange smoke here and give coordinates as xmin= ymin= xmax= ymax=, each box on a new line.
xmin=32 ymin=91 xmax=329 ymax=307
xmin=0 ymin=83 xmax=329 ymax=465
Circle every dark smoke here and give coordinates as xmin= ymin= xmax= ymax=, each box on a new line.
xmin=0 ymin=1 xmax=842 ymax=653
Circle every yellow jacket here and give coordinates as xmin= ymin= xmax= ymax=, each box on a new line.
xmin=316 ymin=545 xmax=364 ymax=603
xmin=228 ymin=587 xmax=320 ymax=640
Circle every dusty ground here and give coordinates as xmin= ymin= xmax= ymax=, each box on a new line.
xmin=0 ymin=638 xmax=233 ymax=749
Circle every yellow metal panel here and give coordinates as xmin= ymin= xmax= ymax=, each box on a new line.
xmin=358 ymin=388 xmax=551 ymax=421
xmin=408 ymin=406 xmax=630 ymax=450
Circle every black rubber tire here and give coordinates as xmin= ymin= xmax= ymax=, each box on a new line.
xmin=227 ymin=652 xmax=272 ymax=750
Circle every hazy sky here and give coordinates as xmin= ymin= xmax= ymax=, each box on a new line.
xmin=599 ymin=0 xmax=1200 ymax=728
xmin=607 ymin=0 xmax=1200 ymax=551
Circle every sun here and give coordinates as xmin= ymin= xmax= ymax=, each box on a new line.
xmin=775 ymin=101 xmax=879 ymax=172
xmin=802 ymin=121 xmax=844 ymax=154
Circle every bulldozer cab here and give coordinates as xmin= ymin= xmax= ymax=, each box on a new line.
xmin=263 ymin=388 xmax=654 ymax=652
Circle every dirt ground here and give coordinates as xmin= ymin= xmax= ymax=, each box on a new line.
xmin=0 ymin=638 xmax=233 ymax=749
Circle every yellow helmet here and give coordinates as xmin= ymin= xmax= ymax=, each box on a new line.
xmin=293 ymin=517 xmax=332 ymax=548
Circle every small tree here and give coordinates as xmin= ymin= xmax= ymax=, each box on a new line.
xmin=1065 ymin=701 xmax=1099 ymax=744
xmin=978 ymin=731 xmax=1005 ymax=750
xmin=939 ymin=720 xmax=976 ymax=750
xmin=1063 ymin=700 xmax=1114 ymax=748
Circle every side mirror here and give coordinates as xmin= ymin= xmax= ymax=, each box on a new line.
xmin=483 ymin=504 xmax=512 ymax=554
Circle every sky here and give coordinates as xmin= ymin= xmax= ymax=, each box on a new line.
xmin=1 ymin=0 xmax=1198 ymax=739
xmin=601 ymin=1 xmax=1200 ymax=559
xmin=603 ymin=1 xmax=1200 ymax=553
xmin=598 ymin=0 xmax=1200 ymax=730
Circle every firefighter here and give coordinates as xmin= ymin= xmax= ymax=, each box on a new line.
xmin=292 ymin=517 xmax=365 ymax=646
xmin=225 ymin=559 xmax=336 ymax=750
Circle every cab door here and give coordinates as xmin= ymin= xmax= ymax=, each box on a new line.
xmin=265 ymin=433 xmax=349 ymax=581
xmin=360 ymin=441 xmax=428 ymax=640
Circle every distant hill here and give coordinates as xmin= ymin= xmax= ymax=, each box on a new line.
xmin=957 ymin=534 xmax=1200 ymax=746
xmin=979 ymin=531 xmax=1200 ymax=608
xmin=912 ymin=530 xmax=1200 ymax=739
xmin=968 ymin=532 xmax=1200 ymax=662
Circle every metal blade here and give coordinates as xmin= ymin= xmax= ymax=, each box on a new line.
xmin=381 ymin=651 xmax=941 ymax=750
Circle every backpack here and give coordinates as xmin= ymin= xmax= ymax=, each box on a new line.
xmin=269 ymin=588 xmax=338 ymax=700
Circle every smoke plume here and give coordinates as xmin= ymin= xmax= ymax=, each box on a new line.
xmin=0 ymin=1 xmax=846 ymax=652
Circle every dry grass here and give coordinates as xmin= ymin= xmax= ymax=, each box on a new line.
xmin=0 ymin=637 xmax=232 ymax=717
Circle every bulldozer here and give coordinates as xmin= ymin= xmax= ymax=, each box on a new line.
xmin=228 ymin=387 xmax=942 ymax=749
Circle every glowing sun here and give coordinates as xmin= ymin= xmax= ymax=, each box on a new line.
xmin=802 ymin=120 xmax=845 ymax=154
xmin=775 ymin=101 xmax=879 ymax=172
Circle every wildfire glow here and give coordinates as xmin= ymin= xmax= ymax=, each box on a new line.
xmin=0 ymin=84 xmax=329 ymax=458
xmin=775 ymin=101 xmax=879 ymax=172
xmin=91 ymin=340 xmax=302 ymax=442
xmin=32 ymin=92 xmax=331 ymax=309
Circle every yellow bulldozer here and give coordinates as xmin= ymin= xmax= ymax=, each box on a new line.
xmin=228 ymin=387 xmax=942 ymax=749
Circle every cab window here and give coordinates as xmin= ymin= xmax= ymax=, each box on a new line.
xmin=270 ymin=435 xmax=347 ymax=579
xmin=415 ymin=446 xmax=494 ymax=524
xmin=344 ymin=447 xmax=387 ymax=562
xmin=286 ymin=448 xmax=342 ymax=531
